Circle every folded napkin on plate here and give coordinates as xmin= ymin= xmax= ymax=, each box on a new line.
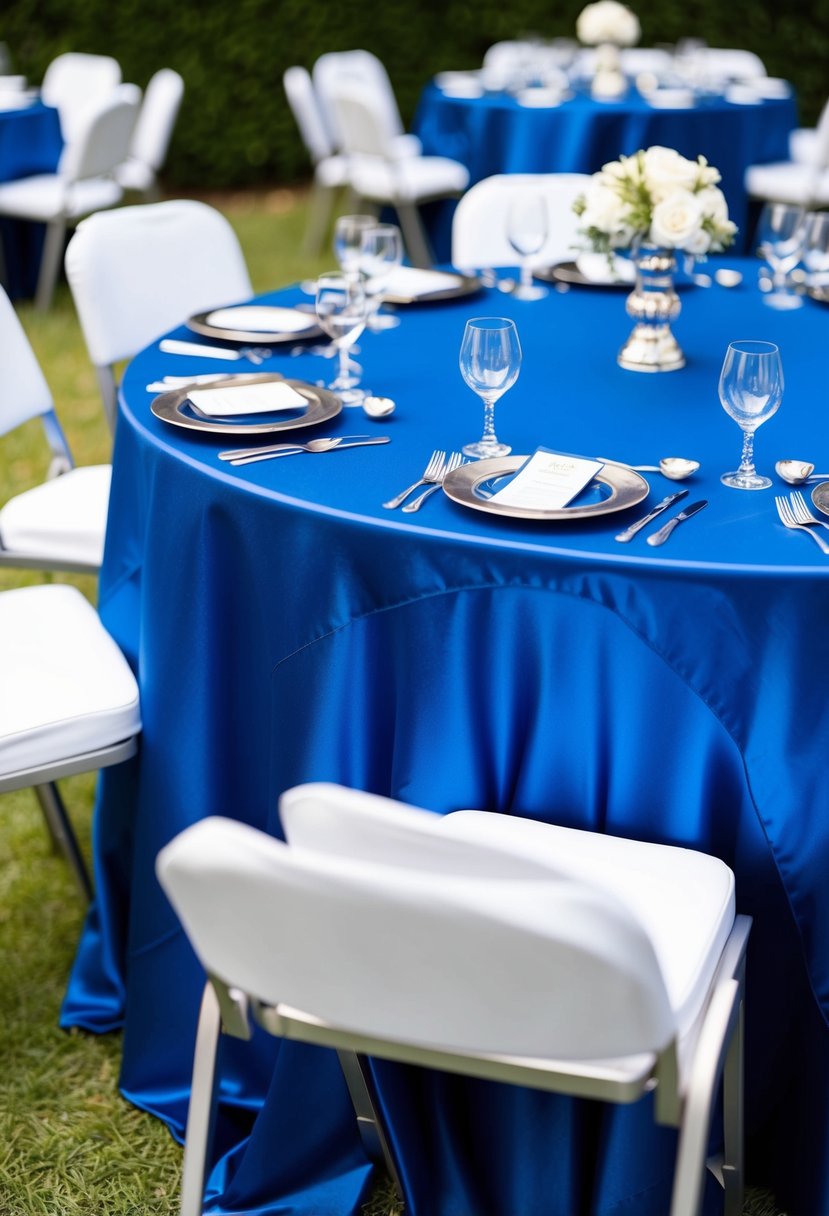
xmin=575 ymin=252 xmax=635 ymax=284
xmin=189 ymin=381 xmax=306 ymax=417
xmin=205 ymin=305 xmax=311 ymax=334
xmin=382 ymin=266 xmax=464 ymax=296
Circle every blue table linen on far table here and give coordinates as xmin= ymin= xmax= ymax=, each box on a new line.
xmin=0 ymin=100 xmax=63 ymax=297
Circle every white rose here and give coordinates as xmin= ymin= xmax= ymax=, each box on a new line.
xmin=684 ymin=226 xmax=712 ymax=255
xmin=695 ymin=185 xmax=729 ymax=225
xmin=695 ymin=157 xmax=721 ymax=188
xmin=576 ymin=0 xmax=640 ymax=47
xmin=649 ymin=189 xmax=705 ymax=249
xmin=580 ymin=183 xmax=628 ymax=232
xmin=642 ymin=146 xmax=699 ymax=201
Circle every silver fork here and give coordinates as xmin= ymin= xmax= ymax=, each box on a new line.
xmin=401 ymin=452 xmax=464 ymax=512
xmin=775 ymin=496 xmax=829 ymax=554
xmin=789 ymin=489 xmax=829 ymax=532
xmin=383 ymin=450 xmax=446 ymax=509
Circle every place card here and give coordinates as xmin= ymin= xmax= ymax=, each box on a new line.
xmin=382 ymin=266 xmax=464 ymax=297
xmin=188 ymin=382 xmax=307 ymax=417
xmin=490 ymin=448 xmax=604 ymax=510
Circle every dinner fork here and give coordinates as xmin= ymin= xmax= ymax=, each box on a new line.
xmin=774 ymin=496 xmax=829 ymax=554
xmin=383 ymin=450 xmax=446 ymax=509
xmin=401 ymin=452 xmax=464 ymax=512
xmin=789 ymin=489 xmax=829 ymax=532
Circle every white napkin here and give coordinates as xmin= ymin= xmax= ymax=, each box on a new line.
xmin=189 ymin=382 xmax=307 ymax=417
xmin=515 ymin=87 xmax=570 ymax=107
xmin=382 ymin=266 xmax=464 ymax=297
xmin=647 ymin=88 xmax=695 ymax=109
xmin=205 ymin=305 xmax=311 ymax=334
xmin=575 ymin=252 xmax=635 ymax=284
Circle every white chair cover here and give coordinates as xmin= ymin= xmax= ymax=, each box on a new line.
xmin=451 ymin=173 xmax=591 ymax=270
xmin=41 ymin=51 xmax=122 ymax=141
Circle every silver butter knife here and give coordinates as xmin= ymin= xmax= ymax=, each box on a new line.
xmin=229 ymin=437 xmax=390 ymax=465
xmin=646 ymin=499 xmax=708 ymax=547
xmin=615 ymin=489 xmax=688 ymax=543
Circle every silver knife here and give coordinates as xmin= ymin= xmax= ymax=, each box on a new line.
xmin=218 ymin=435 xmax=374 ymax=461
xmin=646 ymin=499 xmax=708 ymax=546
xmin=229 ymin=437 xmax=390 ymax=465
xmin=615 ymin=489 xmax=689 ymax=542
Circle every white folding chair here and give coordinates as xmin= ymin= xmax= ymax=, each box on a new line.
xmin=283 ymin=65 xmax=351 ymax=254
xmin=0 ymin=583 xmax=141 ymax=899
xmin=158 ymin=781 xmax=749 ymax=1216
xmin=451 ymin=172 xmax=591 ymax=270
xmin=41 ymin=51 xmax=122 ymax=142
xmin=745 ymin=98 xmax=829 ymax=209
xmin=312 ymin=49 xmax=422 ymax=160
xmin=324 ymin=83 xmax=468 ymax=267
xmin=65 ymin=199 xmax=252 ymax=433
xmin=692 ymin=48 xmax=767 ymax=82
xmin=0 ymin=285 xmax=109 ymax=574
xmin=116 ymin=68 xmax=184 ymax=200
xmin=0 ymin=84 xmax=139 ymax=309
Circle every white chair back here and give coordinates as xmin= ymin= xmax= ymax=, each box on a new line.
xmin=0 ymin=286 xmax=55 ymax=434
xmin=313 ymin=49 xmax=404 ymax=149
xmin=60 ymin=84 xmax=140 ymax=183
xmin=129 ymin=68 xmax=184 ymax=172
xmin=283 ymin=65 xmax=333 ymax=165
xmin=158 ymin=815 xmax=675 ymax=1060
xmin=451 ymin=173 xmax=591 ymax=269
xmin=65 ymin=199 xmax=252 ymax=370
xmin=325 ymin=84 xmax=390 ymax=158
xmin=41 ymin=51 xmax=122 ymax=140
xmin=812 ymin=98 xmax=829 ymax=171
xmin=690 ymin=48 xmax=766 ymax=81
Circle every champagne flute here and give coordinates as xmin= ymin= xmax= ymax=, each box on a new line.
xmin=756 ymin=202 xmax=807 ymax=310
xmin=506 ymin=194 xmax=549 ymax=300
xmin=359 ymin=222 xmax=403 ymax=330
xmin=315 ymin=272 xmax=368 ymax=404
xmin=333 ymin=214 xmax=377 ymax=276
xmin=719 ymin=339 xmax=783 ymax=490
xmin=459 ymin=317 xmax=522 ymax=458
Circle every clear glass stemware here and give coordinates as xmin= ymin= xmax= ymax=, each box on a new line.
xmin=506 ymin=194 xmax=549 ymax=301
xmin=459 ymin=317 xmax=522 ymax=458
xmin=333 ymin=214 xmax=377 ymax=276
xmin=756 ymin=202 xmax=807 ymax=310
xmin=719 ymin=339 xmax=783 ymax=490
xmin=315 ymin=272 xmax=368 ymax=404
xmin=359 ymin=222 xmax=403 ymax=330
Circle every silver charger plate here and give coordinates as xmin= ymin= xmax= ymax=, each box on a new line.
xmin=811 ymin=482 xmax=829 ymax=517
xmin=382 ymin=272 xmax=483 ymax=305
xmin=150 ymin=373 xmax=342 ymax=436
xmin=442 ymin=456 xmax=649 ymax=520
xmin=187 ymin=306 xmax=322 ymax=344
xmin=534 ymin=261 xmax=633 ymax=289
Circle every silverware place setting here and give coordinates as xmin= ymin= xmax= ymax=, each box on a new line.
xmin=159 ymin=338 xmax=273 ymax=363
xmin=614 ymin=490 xmax=689 ymax=542
xmin=775 ymin=493 xmax=829 ymax=553
xmin=646 ymin=499 xmax=708 ymax=547
xmin=401 ymin=452 xmax=465 ymax=512
xmin=220 ymin=435 xmax=390 ymax=466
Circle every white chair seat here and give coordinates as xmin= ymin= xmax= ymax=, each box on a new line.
xmin=314 ymin=152 xmax=350 ymax=189
xmin=0 ymin=173 xmax=122 ymax=222
xmin=114 ymin=156 xmax=154 ymax=193
xmin=0 ymin=464 xmax=110 ymax=567
xmin=0 ymin=583 xmax=140 ymax=778
xmin=789 ymin=128 xmax=818 ymax=164
xmin=745 ymin=161 xmax=829 ymax=207
xmin=440 ymin=810 xmax=734 ymax=1043
xmin=348 ymin=154 xmax=468 ymax=203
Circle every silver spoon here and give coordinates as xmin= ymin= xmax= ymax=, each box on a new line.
xmin=363 ymin=395 xmax=396 ymax=419
xmin=714 ymin=268 xmax=743 ymax=288
xmin=598 ymin=456 xmax=700 ymax=480
xmin=775 ymin=460 xmax=829 ymax=485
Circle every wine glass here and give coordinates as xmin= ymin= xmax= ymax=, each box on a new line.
xmin=359 ymin=222 xmax=403 ymax=330
xmin=756 ymin=203 xmax=808 ymax=310
xmin=333 ymin=214 xmax=377 ymax=276
xmin=459 ymin=317 xmax=522 ymax=458
xmin=803 ymin=210 xmax=829 ymax=287
xmin=315 ymin=272 xmax=368 ymax=405
xmin=506 ymin=194 xmax=549 ymax=300
xmin=719 ymin=339 xmax=783 ymax=490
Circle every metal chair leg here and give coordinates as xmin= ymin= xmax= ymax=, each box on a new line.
xmin=337 ymin=1049 xmax=403 ymax=1202
xmin=395 ymin=202 xmax=434 ymax=268
xmin=35 ymin=217 xmax=67 ymax=311
xmin=721 ymin=995 xmax=745 ymax=1216
xmin=33 ymin=782 xmax=92 ymax=901
xmin=179 ymin=982 xmax=224 ymax=1216
xmin=302 ymin=178 xmax=337 ymax=255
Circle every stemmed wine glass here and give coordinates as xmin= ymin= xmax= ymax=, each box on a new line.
xmin=756 ymin=202 xmax=808 ymax=310
xmin=719 ymin=339 xmax=783 ymax=490
xmin=359 ymin=222 xmax=403 ymax=330
xmin=459 ymin=317 xmax=522 ymax=458
xmin=506 ymin=194 xmax=549 ymax=301
xmin=333 ymin=214 xmax=377 ymax=276
xmin=315 ymin=272 xmax=368 ymax=405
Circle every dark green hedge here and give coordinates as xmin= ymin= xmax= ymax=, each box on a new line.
xmin=4 ymin=0 xmax=827 ymax=187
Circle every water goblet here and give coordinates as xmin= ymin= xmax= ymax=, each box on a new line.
xmin=506 ymin=194 xmax=550 ymax=300
xmin=315 ymin=272 xmax=368 ymax=405
xmin=756 ymin=202 xmax=808 ymax=310
xmin=359 ymin=222 xmax=403 ymax=330
xmin=719 ymin=339 xmax=783 ymax=490
xmin=803 ymin=210 xmax=829 ymax=287
xmin=459 ymin=317 xmax=522 ymax=458
xmin=333 ymin=214 xmax=377 ymax=276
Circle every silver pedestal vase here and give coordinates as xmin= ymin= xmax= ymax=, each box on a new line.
xmin=617 ymin=244 xmax=685 ymax=372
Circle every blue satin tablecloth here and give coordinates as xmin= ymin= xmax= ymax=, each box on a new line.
xmin=0 ymin=100 xmax=62 ymax=297
xmin=63 ymin=261 xmax=829 ymax=1215
xmin=414 ymin=83 xmax=797 ymax=257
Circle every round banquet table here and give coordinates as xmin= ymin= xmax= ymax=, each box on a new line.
xmin=63 ymin=261 xmax=829 ymax=1216
xmin=413 ymin=82 xmax=797 ymax=257
xmin=0 ymin=99 xmax=62 ymax=297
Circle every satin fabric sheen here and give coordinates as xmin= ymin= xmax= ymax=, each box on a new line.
xmin=0 ymin=101 xmax=62 ymax=297
xmin=62 ymin=261 xmax=829 ymax=1214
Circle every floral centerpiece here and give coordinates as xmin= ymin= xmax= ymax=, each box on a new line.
xmin=576 ymin=0 xmax=640 ymax=99
xmin=573 ymin=147 xmax=738 ymax=371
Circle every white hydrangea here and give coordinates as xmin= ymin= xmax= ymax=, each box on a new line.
xmin=576 ymin=0 xmax=641 ymax=47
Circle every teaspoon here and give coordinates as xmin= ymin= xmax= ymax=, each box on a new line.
xmin=775 ymin=460 xmax=829 ymax=485
xmin=598 ymin=456 xmax=700 ymax=480
xmin=363 ymin=395 xmax=396 ymax=419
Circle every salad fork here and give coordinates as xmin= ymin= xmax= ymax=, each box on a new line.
xmin=775 ymin=496 xmax=829 ymax=553
xmin=789 ymin=489 xmax=829 ymax=532
xmin=402 ymin=452 xmax=464 ymax=512
xmin=383 ymin=450 xmax=446 ymax=509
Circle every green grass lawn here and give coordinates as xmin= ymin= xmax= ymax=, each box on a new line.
xmin=0 ymin=188 xmax=782 ymax=1215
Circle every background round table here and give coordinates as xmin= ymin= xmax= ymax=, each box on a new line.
xmin=0 ymin=99 xmax=62 ymax=298
xmin=64 ymin=262 xmax=829 ymax=1216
